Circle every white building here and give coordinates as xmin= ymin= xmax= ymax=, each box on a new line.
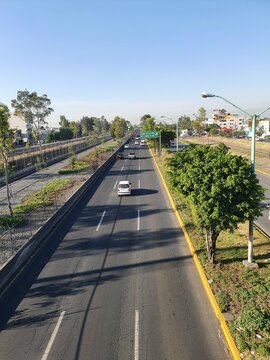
xmin=211 ymin=110 xmax=246 ymax=130
xmin=258 ymin=119 xmax=270 ymax=139
xmin=8 ymin=113 xmax=30 ymax=143
xmin=8 ymin=113 xmax=50 ymax=144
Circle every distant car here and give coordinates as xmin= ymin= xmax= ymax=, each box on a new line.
xmin=124 ymin=144 xmax=130 ymax=149
xmin=117 ymin=180 xmax=132 ymax=196
xmin=128 ymin=152 xmax=136 ymax=159
xmin=134 ymin=141 xmax=139 ymax=145
xmin=140 ymin=140 xmax=146 ymax=146
xmin=117 ymin=152 xmax=124 ymax=159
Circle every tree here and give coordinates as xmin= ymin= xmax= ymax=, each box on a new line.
xmin=0 ymin=104 xmax=14 ymax=216
xmin=80 ymin=116 xmax=94 ymax=136
xmin=192 ymin=119 xmax=204 ymax=135
xmin=166 ymin=143 xmax=265 ymax=263
xmin=59 ymin=115 xmax=69 ymax=128
xmin=208 ymin=123 xmax=220 ymax=136
xmin=59 ymin=127 xmax=73 ymax=140
xmin=69 ymin=121 xmax=81 ymax=138
xmin=197 ymin=107 xmax=207 ymax=122
xmin=160 ymin=129 xmax=175 ymax=147
xmin=93 ymin=117 xmax=103 ymax=135
xmin=140 ymin=114 xmax=152 ymax=128
xmin=44 ymin=131 xmax=55 ymax=143
xmin=11 ymin=90 xmax=53 ymax=146
xmin=110 ymin=116 xmax=128 ymax=139
xmin=100 ymin=115 xmax=110 ymax=133
xmin=143 ymin=116 xmax=156 ymax=131
xmin=178 ymin=116 xmax=193 ymax=134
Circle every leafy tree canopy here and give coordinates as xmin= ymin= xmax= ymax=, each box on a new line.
xmin=11 ymin=89 xmax=53 ymax=126
xmin=80 ymin=116 xmax=94 ymax=135
xmin=110 ymin=116 xmax=128 ymax=139
xmin=0 ymin=104 xmax=15 ymax=216
xmin=142 ymin=116 xmax=156 ymax=131
xmin=59 ymin=115 xmax=69 ymax=128
xmin=59 ymin=127 xmax=73 ymax=140
xmin=178 ymin=116 xmax=192 ymax=131
xmin=140 ymin=114 xmax=152 ymax=128
xmin=166 ymin=143 xmax=265 ymax=262
xmin=197 ymin=107 xmax=207 ymax=122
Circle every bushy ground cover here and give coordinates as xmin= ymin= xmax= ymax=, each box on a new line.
xmin=0 ymin=179 xmax=73 ymax=227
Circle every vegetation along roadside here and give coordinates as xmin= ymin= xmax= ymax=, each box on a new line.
xmin=154 ymin=145 xmax=270 ymax=359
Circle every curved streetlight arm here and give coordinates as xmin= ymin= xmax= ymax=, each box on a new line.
xmin=258 ymin=105 xmax=270 ymax=117
xmin=160 ymin=115 xmax=173 ymax=121
xmin=214 ymin=95 xmax=252 ymax=118
xmin=202 ymin=92 xmax=270 ymax=118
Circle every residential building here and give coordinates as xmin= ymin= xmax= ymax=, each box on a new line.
xmin=258 ymin=119 xmax=270 ymax=139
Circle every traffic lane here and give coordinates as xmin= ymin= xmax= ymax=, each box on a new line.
xmin=57 ymin=157 xmax=144 ymax=359
xmin=26 ymin=159 xmax=142 ymax=360
xmin=67 ymin=202 xmax=140 ymax=360
xmin=135 ymin=149 xmax=229 ymax=359
xmin=257 ymin=171 xmax=270 ymax=199
xmin=255 ymin=171 xmax=270 ymax=235
xmin=0 ymin=158 xmax=127 ymax=359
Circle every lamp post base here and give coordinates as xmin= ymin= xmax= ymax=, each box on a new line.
xmin=242 ymin=260 xmax=259 ymax=269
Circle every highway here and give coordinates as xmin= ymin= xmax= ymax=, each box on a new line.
xmin=0 ymin=143 xmax=229 ymax=360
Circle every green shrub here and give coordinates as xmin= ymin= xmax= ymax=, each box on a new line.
xmin=234 ymin=308 xmax=266 ymax=334
xmin=58 ymin=161 xmax=89 ymax=174
xmin=13 ymin=179 xmax=72 ymax=214
xmin=256 ymin=342 xmax=270 ymax=357
xmin=0 ymin=214 xmax=23 ymax=228
xmin=216 ymin=291 xmax=231 ymax=312
xmin=234 ymin=333 xmax=249 ymax=353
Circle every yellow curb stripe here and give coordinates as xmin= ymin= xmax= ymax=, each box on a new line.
xmin=150 ymin=149 xmax=240 ymax=360
xmin=256 ymin=168 xmax=270 ymax=176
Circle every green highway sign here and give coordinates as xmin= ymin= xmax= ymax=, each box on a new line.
xmin=140 ymin=131 xmax=160 ymax=139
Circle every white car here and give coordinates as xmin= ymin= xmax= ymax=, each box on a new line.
xmin=134 ymin=141 xmax=139 ymax=145
xmin=124 ymin=144 xmax=130 ymax=149
xmin=118 ymin=180 xmax=132 ymax=196
xmin=128 ymin=152 xmax=136 ymax=159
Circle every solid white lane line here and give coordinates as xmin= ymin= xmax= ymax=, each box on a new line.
xmin=121 ymin=166 xmax=124 ymax=171
xmin=134 ymin=310 xmax=139 ymax=360
xmin=137 ymin=210 xmax=140 ymax=231
xmin=114 ymin=180 xmax=118 ymax=189
xmin=138 ymin=179 xmax=140 ymax=189
xmin=96 ymin=210 xmax=106 ymax=231
xmin=41 ymin=311 xmax=65 ymax=360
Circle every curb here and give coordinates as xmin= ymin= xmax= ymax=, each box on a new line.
xmin=150 ymin=149 xmax=240 ymax=360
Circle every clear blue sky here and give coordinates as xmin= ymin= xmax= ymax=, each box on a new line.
xmin=1 ymin=0 xmax=270 ymax=126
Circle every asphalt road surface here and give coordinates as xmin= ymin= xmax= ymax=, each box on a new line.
xmin=0 ymin=143 xmax=230 ymax=360
xmin=255 ymin=171 xmax=270 ymax=234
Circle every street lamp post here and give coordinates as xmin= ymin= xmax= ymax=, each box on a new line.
xmin=201 ymin=92 xmax=270 ymax=267
xmin=160 ymin=115 xmax=179 ymax=152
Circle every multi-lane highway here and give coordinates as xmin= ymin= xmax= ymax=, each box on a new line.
xmin=0 ymin=142 xmax=230 ymax=360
